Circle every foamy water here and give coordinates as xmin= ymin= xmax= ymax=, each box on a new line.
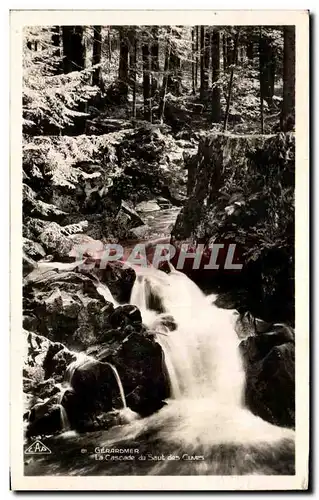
xmin=25 ymin=264 xmax=295 ymax=476
xmin=130 ymin=264 xmax=244 ymax=405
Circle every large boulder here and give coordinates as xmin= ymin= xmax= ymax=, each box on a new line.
xmin=25 ymin=324 xmax=168 ymax=436
xmin=240 ymin=328 xmax=295 ymax=428
xmin=86 ymin=330 xmax=169 ymax=418
xmin=23 ymin=267 xmax=115 ymax=349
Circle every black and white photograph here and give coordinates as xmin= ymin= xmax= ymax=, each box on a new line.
xmin=10 ymin=9 xmax=309 ymax=490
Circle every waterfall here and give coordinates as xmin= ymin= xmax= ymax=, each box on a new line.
xmin=104 ymin=362 xmax=127 ymax=409
xmin=56 ymin=383 xmax=73 ymax=432
xmin=58 ymin=404 xmax=71 ymax=432
xmin=56 ymin=353 xmax=94 ymax=432
xmin=129 ymin=264 xmax=245 ymax=406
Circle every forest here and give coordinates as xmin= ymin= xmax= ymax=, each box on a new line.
xmin=23 ymin=25 xmax=296 ymax=132
xmin=23 ymin=24 xmax=296 ymax=476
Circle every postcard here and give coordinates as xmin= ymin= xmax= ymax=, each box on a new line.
xmin=10 ymin=9 xmax=309 ymax=490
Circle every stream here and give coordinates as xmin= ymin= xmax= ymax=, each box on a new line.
xmin=138 ymin=206 xmax=181 ymax=239
xmin=24 ymin=207 xmax=295 ymax=476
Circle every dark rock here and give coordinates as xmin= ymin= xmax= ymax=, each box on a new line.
xmin=102 ymin=334 xmax=169 ymax=417
xmin=64 ymin=360 xmax=116 ymax=420
xmin=156 ymin=314 xmax=177 ymax=331
xmin=23 ymin=268 xmax=115 ymax=349
xmin=240 ymin=333 xmax=295 ymax=428
xmin=58 ymin=359 xmax=140 ymax=431
xmin=240 ymin=327 xmax=294 ymax=365
xmin=84 ymin=328 xmax=169 ymax=419
xmin=26 ymin=392 xmax=63 ymax=437
xmin=109 ymin=305 xmax=142 ymax=330
xmin=23 ymin=314 xmax=40 ymax=332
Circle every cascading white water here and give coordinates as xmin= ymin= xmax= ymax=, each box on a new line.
xmin=103 ymin=364 xmax=140 ymax=424
xmin=62 ymin=353 xmax=139 ymax=424
xmin=104 ymin=362 xmax=127 ymax=409
xmin=26 ymin=263 xmax=295 ymax=476
xmin=58 ymin=404 xmax=71 ymax=432
xmin=56 ymin=382 xmax=74 ymax=432
xmin=129 ymin=264 xmax=245 ymax=406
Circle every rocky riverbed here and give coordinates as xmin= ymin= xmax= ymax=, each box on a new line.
xmin=22 ymin=129 xmax=295 ymax=475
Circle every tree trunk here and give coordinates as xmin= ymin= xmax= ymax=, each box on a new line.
xmin=142 ymin=42 xmax=151 ymax=122
xmin=226 ymin=35 xmax=233 ymax=67
xmin=259 ymin=28 xmax=264 ymax=134
xmin=159 ymin=36 xmax=172 ymax=123
xmin=281 ymin=26 xmax=295 ymax=132
xmin=211 ymin=28 xmax=221 ymax=122
xmin=247 ymin=39 xmax=254 ymax=61
xmin=192 ymin=27 xmax=196 ymax=94
xmin=62 ymin=26 xmax=85 ymax=74
xmin=108 ymin=27 xmax=112 ymax=63
xmin=92 ymin=26 xmax=102 ymax=88
xmin=51 ymin=26 xmax=62 ymax=73
xmin=52 ymin=26 xmax=61 ymax=54
xmin=129 ymin=30 xmax=137 ymax=119
xmin=167 ymin=29 xmax=182 ymax=96
xmin=259 ymin=30 xmax=276 ymax=106
xmin=132 ymin=39 xmax=137 ymax=118
xmin=200 ymin=26 xmax=205 ymax=92
xmin=200 ymin=26 xmax=209 ymax=101
xmin=151 ymin=26 xmax=159 ymax=96
xmin=223 ymin=34 xmax=228 ymax=70
xmin=195 ymin=26 xmax=199 ymax=90
xmin=119 ymin=28 xmax=129 ymax=98
xmin=204 ymin=28 xmax=210 ymax=86
xmin=223 ymin=29 xmax=240 ymax=132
